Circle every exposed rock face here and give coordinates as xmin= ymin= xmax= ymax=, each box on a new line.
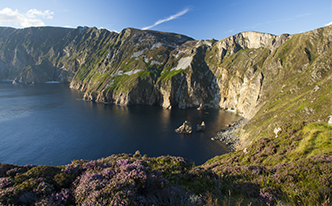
xmin=175 ymin=121 xmax=193 ymax=134
xmin=274 ymin=127 xmax=282 ymax=138
xmin=196 ymin=121 xmax=206 ymax=132
xmin=0 ymin=27 xmax=79 ymax=84
xmin=212 ymin=119 xmax=247 ymax=151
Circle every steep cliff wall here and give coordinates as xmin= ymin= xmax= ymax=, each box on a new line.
xmin=237 ymin=26 xmax=332 ymax=148
xmin=68 ymin=28 xmax=194 ymax=107
xmin=0 ymin=26 xmax=331 ymax=130
xmin=70 ymin=29 xmax=291 ymax=119
xmin=0 ymin=26 xmax=80 ymax=83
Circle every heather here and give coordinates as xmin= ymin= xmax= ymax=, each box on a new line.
xmin=0 ymin=122 xmax=331 ymax=205
xmin=0 ymin=153 xmax=215 ymax=205
xmin=205 ymin=121 xmax=332 ymax=205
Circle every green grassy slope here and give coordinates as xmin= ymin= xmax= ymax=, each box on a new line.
xmin=206 ymin=121 xmax=332 ymax=205
xmin=203 ymin=25 xmax=332 ymax=149
xmin=239 ymin=25 xmax=332 ymax=149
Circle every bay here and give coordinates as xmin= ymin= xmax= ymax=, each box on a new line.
xmin=0 ymin=81 xmax=240 ymax=166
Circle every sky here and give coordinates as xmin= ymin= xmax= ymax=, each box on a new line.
xmin=0 ymin=0 xmax=331 ymax=40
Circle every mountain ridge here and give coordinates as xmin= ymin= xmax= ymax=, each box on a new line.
xmin=0 ymin=25 xmax=331 ymax=150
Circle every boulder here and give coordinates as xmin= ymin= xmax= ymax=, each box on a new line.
xmin=175 ymin=121 xmax=192 ymax=134
xmin=196 ymin=121 xmax=206 ymax=132
xmin=274 ymin=127 xmax=281 ymax=138
xmin=329 ymin=115 xmax=332 ymax=127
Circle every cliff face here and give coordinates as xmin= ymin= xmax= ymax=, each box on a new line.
xmin=0 ymin=26 xmax=331 ymax=129
xmin=0 ymin=27 xmax=80 ymax=83
xmin=66 ymin=29 xmax=293 ymax=120
xmin=237 ymin=26 xmax=332 ymax=148
xmin=68 ymin=27 xmax=194 ymax=108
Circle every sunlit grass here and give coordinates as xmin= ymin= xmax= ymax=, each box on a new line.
xmin=294 ymin=123 xmax=332 ymax=157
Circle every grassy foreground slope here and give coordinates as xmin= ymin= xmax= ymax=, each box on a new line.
xmin=206 ymin=121 xmax=332 ymax=205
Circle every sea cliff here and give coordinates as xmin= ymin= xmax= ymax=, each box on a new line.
xmin=1 ymin=25 xmax=331 ymax=149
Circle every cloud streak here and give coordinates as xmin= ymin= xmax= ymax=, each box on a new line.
xmin=0 ymin=7 xmax=54 ymax=27
xmin=142 ymin=8 xmax=189 ymax=30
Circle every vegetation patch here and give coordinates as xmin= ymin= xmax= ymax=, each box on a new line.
xmin=158 ymin=69 xmax=184 ymax=82
xmin=206 ymin=121 xmax=332 ymax=205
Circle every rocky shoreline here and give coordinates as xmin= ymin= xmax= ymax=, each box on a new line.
xmin=211 ymin=118 xmax=248 ymax=151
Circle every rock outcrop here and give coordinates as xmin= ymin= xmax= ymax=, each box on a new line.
xmin=196 ymin=121 xmax=206 ymax=132
xmin=212 ymin=119 xmax=247 ymax=151
xmin=175 ymin=121 xmax=193 ymax=134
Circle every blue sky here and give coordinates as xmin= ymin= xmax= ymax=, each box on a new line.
xmin=0 ymin=0 xmax=331 ymax=40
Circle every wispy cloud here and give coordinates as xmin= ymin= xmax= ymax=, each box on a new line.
xmin=295 ymin=12 xmax=314 ymax=18
xmin=325 ymin=21 xmax=332 ymax=26
xmin=142 ymin=8 xmax=189 ymax=30
xmin=0 ymin=7 xmax=54 ymax=27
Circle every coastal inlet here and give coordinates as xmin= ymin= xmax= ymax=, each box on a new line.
xmin=0 ymin=82 xmax=242 ymax=166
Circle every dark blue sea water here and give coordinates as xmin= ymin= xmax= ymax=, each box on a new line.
xmin=0 ymin=81 xmax=240 ymax=166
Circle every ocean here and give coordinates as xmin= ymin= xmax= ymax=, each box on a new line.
xmin=0 ymin=81 xmax=240 ymax=166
